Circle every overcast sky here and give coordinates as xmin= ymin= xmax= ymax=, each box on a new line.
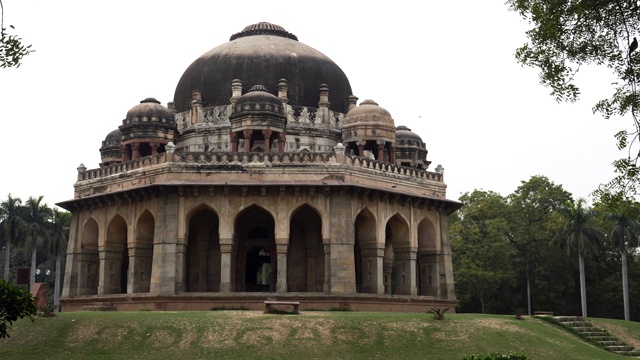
xmin=0 ymin=0 xmax=629 ymax=208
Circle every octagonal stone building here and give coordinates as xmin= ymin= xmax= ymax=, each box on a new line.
xmin=58 ymin=22 xmax=461 ymax=312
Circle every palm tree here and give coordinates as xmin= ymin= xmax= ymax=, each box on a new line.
xmin=0 ymin=194 xmax=25 ymax=281
xmin=605 ymin=206 xmax=640 ymax=321
xmin=554 ymin=198 xmax=602 ymax=318
xmin=23 ymin=196 xmax=52 ymax=289
xmin=49 ymin=209 xmax=71 ymax=312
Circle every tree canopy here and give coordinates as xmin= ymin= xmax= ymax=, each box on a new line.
xmin=507 ymin=0 xmax=640 ymax=197
xmin=0 ymin=0 xmax=33 ymax=68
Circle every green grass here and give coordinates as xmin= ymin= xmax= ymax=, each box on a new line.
xmin=1 ymin=312 xmax=637 ymax=360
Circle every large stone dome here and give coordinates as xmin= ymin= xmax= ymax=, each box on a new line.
xmin=173 ymin=22 xmax=353 ymax=113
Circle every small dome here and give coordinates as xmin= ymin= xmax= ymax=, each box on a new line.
xmin=345 ymin=100 xmax=395 ymax=127
xmin=124 ymin=98 xmax=175 ymax=124
xmin=396 ymin=125 xmax=423 ymax=142
xmin=104 ymin=128 xmax=122 ymax=142
xmin=100 ymin=128 xmax=122 ymax=166
xmin=231 ymin=85 xmax=285 ymax=116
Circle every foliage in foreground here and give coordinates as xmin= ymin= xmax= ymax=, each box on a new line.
xmin=463 ymin=353 xmax=528 ymax=360
xmin=0 ymin=279 xmax=36 ymax=338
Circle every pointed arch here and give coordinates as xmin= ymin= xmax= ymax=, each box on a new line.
xmin=234 ymin=204 xmax=276 ymax=292
xmin=288 ymin=204 xmax=324 ymax=292
xmin=384 ymin=213 xmax=412 ymax=295
xmin=354 ymin=207 xmax=377 ymax=293
xmin=79 ymin=217 xmax=99 ymax=295
xmin=104 ymin=214 xmax=128 ymax=294
xmin=132 ymin=210 xmax=155 ymax=293
xmin=186 ymin=206 xmax=220 ymax=292
xmin=417 ymin=216 xmax=437 ymax=296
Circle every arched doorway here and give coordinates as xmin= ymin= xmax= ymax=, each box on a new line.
xmin=79 ymin=218 xmax=99 ymax=295
xmin=354 ymin=208 xmax=378 ymax=294
xmin=417 ymin=217 xmax=438 ymax=296
xmin=234 ymin=206 xmax=276 ymax=292
xmin=133 ymin=210 xmax=154 ymax=293
xmin=384 ymin=214 xmax=411 ymax=295
xmin=105 ymin=214 xmax=128 ymax=294
xmin=288 ymin=205 xmax=324 ymax=292
xmin=186 ymin=207 xmax=220 ymax=292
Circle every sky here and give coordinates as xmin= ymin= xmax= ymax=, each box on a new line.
xmin=0 ymin=0 xmax=630 ymax=208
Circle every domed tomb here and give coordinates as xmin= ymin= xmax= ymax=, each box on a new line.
xmin=99 ymin=128 xmax=122 ymax=167
xmin=173 ymin=22 xmax=353 ymax=113
xmin=395 ymin=125 xmax=430 ymax=169
xmin=119 ymin=98 xmax=177 ymax=160
xmin=229 ymin=85 xmax=287 ymax=153
xmin=342 ymin=100 xmax=396 ymax=162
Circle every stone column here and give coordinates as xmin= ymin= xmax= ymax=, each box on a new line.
xmin=243 ymin=129 xmax=253 ymax=153
xmin=359 ymin=243 xmax=384 ymax=294
xmin=230 ymin=132 xmax=239 ymax=153
xmin=219 ymin=242 xmax=234 ymax=292
xmin=383 ymin=260 xmax=393 ymax=294
xmin=230 ymin=79 xmax=243 ymax=106
xmin=262 ymin=129 xmax=272 ymax=153
xmin=390 ymin=144 xmax=396 ymax=164
xmin=150 ymin=190 xmax=180 ymax=296
xmin=98 ymin=248 xmax=123 ymax=295
xmin=278 ymin=133 xmax=286 ymax=153
xmin=131 ymin=143 xmax=140 ymax=160
xmin=439 ymin=211 xmax=456 ymax=299
xmin=347 ymin=95 xmax=358 ymax=111
xmin=323 ymin=243 xmax=331 ymax=293
xmin=121 ymin=144 xmax=130 ymax=162
xmin=377 ymin=141 xmax=385 ymax=162
xmin=276 ymin=243 xmax=288 ymax=293
xmin=128 ymin=244 xmax=153 ymax=293
xmin=278 ymin=78 xmax=288 ymax=103
xmin=394 ymin=248 xmax=417 ymax=296
xmin=356 ymin=140 xmax=365 ymax=158
xmin=328 ymin=193 xmax=356 ymax=294
xmin=150 ymin=142 xmax=159 ymax=156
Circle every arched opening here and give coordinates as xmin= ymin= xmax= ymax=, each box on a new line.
xmin=186 ymin=207 xmax=220 ymax=292
xmin=288 ymin=205 xmax=324 ymax=292
xmin=384 ymin=214 xmax=411 ymax=295
xmin=133 ymin=210 xmax=155 ymax=293
xmin=354 ymin=208 xmax=377 ymax=294
xmin=105 ymin=214 xmax=128 ymax=294
xmin=234 ymin=206 xmax=276 ymax=292
xmin=417 ymin=217 xmax=438 ymax=296
xmin=79 ymin=218 xmax=99 ymax=295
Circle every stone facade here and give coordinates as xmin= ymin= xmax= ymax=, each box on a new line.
xmin=58 ymin=22 xmax=461 ymax=312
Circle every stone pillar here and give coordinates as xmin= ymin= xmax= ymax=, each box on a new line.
xmin=278 ymin=78 xmax=288 ymax=104
xmin=394 ymin=248 xmax=417 ymax=296
xmin=190 ymin=90 xmax=202 ymax=125
xmin=278 ymin=133 xmax=286 ymax=153
xmin=131 ymin=143 xmax=140 ymax=160
xmin=347 ymin=95 xmax=358 ymax=111
xmin=377 ymin=141 xmax=385 ymax=162
xmin=439 ymin=211 xmax=456 ymax=299
xmin=359 ymin=243 xmax=384 ymax=294
xmin=98 ymin=248 xmax=123 ymax=295
xmin=383 ymin=260 xmax=393 ymax=294
xmin=317 ymin=84 xmax=330 ymax=125
xmin=262 ymin=129 xmax=272 ymax=153
xmin=243 ymin=129 xmax=253 ymax=152
xmin=230 ymin=79 xmax=243 ymax=106
xmin=356 ymin=140 xmax=365 ymax=158
xmin=219 ymin=242 xmax=233 ymax=292
xmin=230 ymin=132 xmax=239 ymax=153
xmin=62 ymin=214 xmax=80 ymax=298
xmin=150 ymin=142 xmax=159 ymax=156
xmin=329 ymin=193 xmax=356 ymax=294
xmin=276 ymin=243 xmax=288 ymax=293
xmin=128 ymin=244 xmax=153 ymax=293
xmin=174 ymin=189 xmax=186 ymax=292
xmin=390 ymin=144 xmax=396 ymax=164
xmin=323 ymin=242 xmax=331 ymax=293
xmin=149 ymin=190 xmax=180 ymax=296
xmin=121 ymin=145 xmax=130 ymax=162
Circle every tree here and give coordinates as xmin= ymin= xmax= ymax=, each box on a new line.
xmin=506 ymin=1 xmax=640 ymax=197
xmin=508 ymin=175 xmax=572 ymax=315
xmin=0 ymin=279 xmax=36 ymax=338
xmin=554 ymin=198 xmax=603 ymax=317
xmin=48 ymin=209 xmax=70 ymax=312
xmin=451 ymin=190 xmax=516 ymax=314
xmin=0 ymin=194 xmax=24 ymax=281
xmin=601 ymin=197 xmax=640 ymax=321
xmin=23 ymin=196 xmax=51 ymax=289
xmin=0 ymin=0 xmax=33 ymax=68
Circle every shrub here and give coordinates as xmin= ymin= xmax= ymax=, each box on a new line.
xmin=429 ymin=307 xmax=449 ymax=320
xmin=0 ymin=279 xmax=37 ymax=338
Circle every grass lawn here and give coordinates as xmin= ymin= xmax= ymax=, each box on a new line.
xmin=1 ymin=311 xmax=637 ymax=360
